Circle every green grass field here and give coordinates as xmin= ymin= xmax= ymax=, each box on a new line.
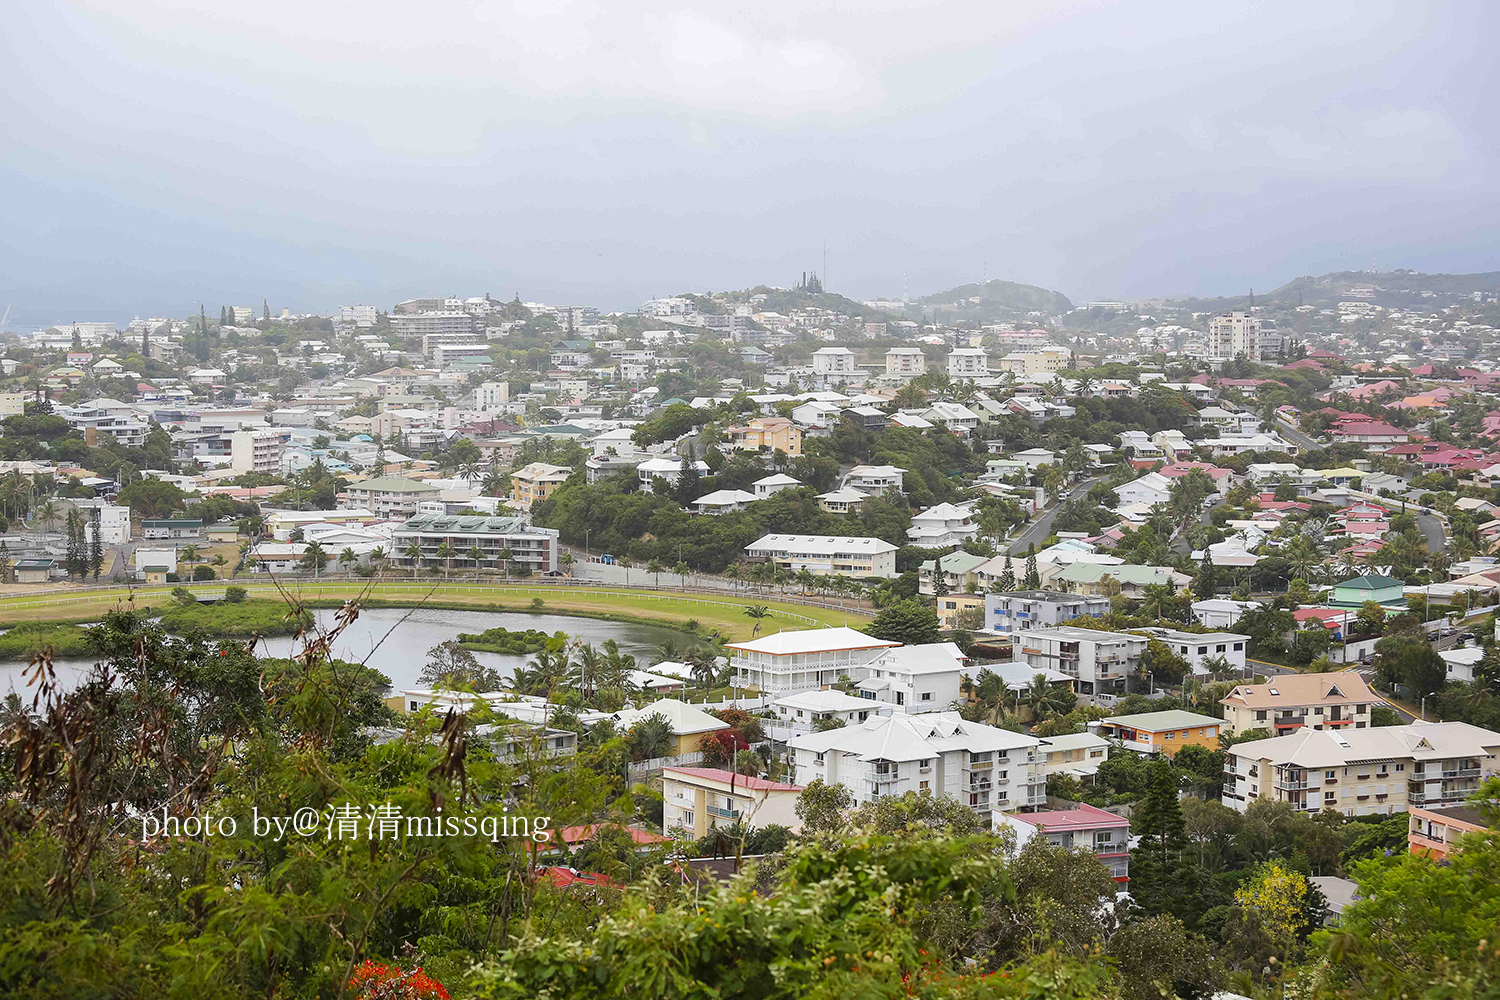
xmin=0 ymin=581 xmax=871 ymax=641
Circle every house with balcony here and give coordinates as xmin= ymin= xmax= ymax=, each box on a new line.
xmin=921 ymin=402 xmax=982 ymax=437
xmin=851 ymin=641 xmax=969 ymax=713
xmin=1137 ymin=627 xmax=1250 ymax=675
xmin=1219 ymin=672 xmax=1378 ymax=735
xmin=947 ymin=347 xmax=989 ymax=379
xmin=342 ymin=475 xmax=443 ymax=518
xmin=691 ymin=489 xmax=758 ymax=515
xmin=843 ymin=465 xmax=905 ymax=496
xmin=1222 ymin=721 xmax=1500 ymax=816
xmin=771 ymin=689 xmax=886 ymax=730
xmin=1013 ymin=626 xmax=1146 ymax=697
xmin=788 ymin=711 xmax=1043 ymax=817
xmin=725 ymin=416 xmax=803 ymax=457
xmin=907 ymin=502 xmax=979 ymax=549
xmin=983 ymin=591 xmax=1111 ymax=635
xmin=510 ymin=462 xmax=573 ymax=506
xmin=661 ymin=767 xmax=803 ymax=839
xmin=726 ymin=627 xmax=900 ymax=698
xmin=636 ymin=456 xmax=711 ymax=492
xmin=994 ymin=803 xmax=1131 ymax=881
xmin=1408 ymin=803 xmax=1491 ymax=861
xmin=816 ymin=487 xmax=870 ymax=514
xmin=1091 ymin=710 xmax=1223 ymax=757
xmin=885 ymin=347 xmax=927 ymax=378
xmin=1034 ymin=732 xmax=1110 ymax=778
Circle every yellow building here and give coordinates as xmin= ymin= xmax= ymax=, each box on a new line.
xmin=510 ymin=462 xmax=573 ymax=506
xmin=1093 ymin=710 xmax=1223 ymax=757
xmin=610 ymin=700 xmax=731 ymax=757
xmin=726 ymin=417 xmax=803 ymax=457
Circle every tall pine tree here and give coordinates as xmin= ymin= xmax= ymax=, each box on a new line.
xmin=64 ymin=510 xmax=84 ymax=579
xmin=89 ymin=509 xmax=104 ymax=580
xmin=996 ymin=557 xmax=1016 ymax=593
xmin=1129 ymin=760 xmax=1188 ymax=917
xmin=1192 ymin=549 xmax=1218 ymax=600
xmin=1023 ymin=553 xmax=1041 ymax=590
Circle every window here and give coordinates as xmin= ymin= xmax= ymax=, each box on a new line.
xmin=1326 ymin=770 xmax=1336 ymax=779
xmin=919 ymin=780 xmax=929 ymax=791
xmin=1216 ymin=644 xmax=1226 ymax=653
xmin=1395 ymin=763 xmax=1404 ymax=771
xmin=1315 ymin=707 xmax=1324 ymax=715
xmin=1325 ymin=791 xmax=1336 ymax=801
xmin=1233 ymin=642 xmax=1244 ymax=651
xmin=682 ymin=811 xmax=694 ymax=826
xmin=1165 ymin=731 xmax=1175 ymax=739
xmin=1198 ymin=646 xmax=1208 ymax=655
xmin=896 ymin=691 xmax=904 ymax=706
xmin=921 ymin=692 xmax=933 ymax=702
xmin=1256 ymin=710 xmax=1267 ymax=721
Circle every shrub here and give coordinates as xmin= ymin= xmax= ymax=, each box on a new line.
xmin=223 ymin=585 xmax=247 ymax=603
xmin=192 ymin=565 xmax=216 ymax=581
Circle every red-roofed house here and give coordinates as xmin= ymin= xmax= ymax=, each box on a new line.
xmin=662 ymin=766 xmax=805 ymax=838
xmin=537 ymin=824 xmax=672 ymax=855
xmin=994 ymin=803 xmax=1132 ymax=881
xmin=1330 ymin=419 xmax=1410 ymax=450
xmin=539 ymin=866 xmax=617 ymax=889
xmin=1281 ymin=358 xmax=1325 ymax=371
xmin=1295 ymin=607 xmax=1358 ymax=634
xmin=1158 ymin=462 xmax=1234 ymax=494
xmin=1344 ymin=380 xmax=1403 ymax=401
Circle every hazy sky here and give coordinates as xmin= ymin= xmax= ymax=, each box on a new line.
xmin=3 ymin=1 xmax=1497 ymax=325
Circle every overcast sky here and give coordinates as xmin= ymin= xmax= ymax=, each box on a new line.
xmin=3 ymin=1 xmax=1497 ymax=325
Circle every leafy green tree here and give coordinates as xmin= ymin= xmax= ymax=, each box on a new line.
xmin=867 ymin=599 xmax=940 ymax=645
xmin=794 ymin=778 xmax=853 ymax=833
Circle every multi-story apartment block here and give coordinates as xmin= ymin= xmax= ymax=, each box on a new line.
xmin=843 ymin=464 xmax=905 ymax=496
xmin=993 ymin=348 xmax=1069 ymax=377
xmin=725 ymin=417 xmax=803 ymax=457
xmin=1034 ymin=732 xmax=1110 ymax=777
xmin=744 ymin=533 xmax=899 ymax=579
xmin=392 ymin=513 xmax=559 ymax=574
xmin=811 ymin=346 xmax=858 ymax=376
xmin=1013 ymin=626 xmax=1147 ymax=696
xmin=850 ymin=641 xmax=969 ymax=713
xmin=885 ymin=347 xmax=927 ymax=378
xmin=726 ymin=627 xmax=900 ymax=697
xmin=1222 ymin=722 xmax=1500 ymax=816
xmin=994 ymin=803 xmax=1131 ymax=880
xmin=1219 ymin=672 xmax=1379 ymax=735
xmin=230 ymin=428 xmax=286 ymax=474
xmin=1208 ymin=311 xmax=1262 ymax=361
xmin=984 ymin=591 xmax=1111 ymax=635
xmin=789 ymin=712 xmax=1044 ymax=817
xmin=947 ymin=347 xmax=989 ymax=378
xmin=1091 ymin=710 xmax=1223 ymax=757
xmin=510 ymin=462 xmax=572 ymax=506
xmin=341 ymin=475 xmax=443 ymax=518
xmin=473 ymin=381 xmax=509 ymax=410
xmin=337 ymin=304 xmax=378 ymax=328
xmin=390 ymin=312 xmax=477 ymax=339
xmin=661 ymin=767 xmax=804 ymax=838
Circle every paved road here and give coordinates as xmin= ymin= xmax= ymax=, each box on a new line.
xmin=1413 ymin=512 xmax=1447 ymax=552
xmin=1273 ymin=416 xmax=1325 ymax=452
xmin=1006 ymin=476 xmax=1104 ymax=555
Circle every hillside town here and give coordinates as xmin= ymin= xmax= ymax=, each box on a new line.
xmin=3 ymin=272 xmax=1500 ymax=998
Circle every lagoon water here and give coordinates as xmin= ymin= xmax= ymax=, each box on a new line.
xmin=0 ymin=607 xmax=688 ymax=694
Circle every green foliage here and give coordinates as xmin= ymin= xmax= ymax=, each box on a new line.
xmin=867 ymin=598 xmax=941 ymax=645
xmin=0 ymin=621 xmax=94 ymax=657
xmin=156 ymin=598 xmax=314 ymax=636
xmin=455 ymin=625 xmax=565 ymax=655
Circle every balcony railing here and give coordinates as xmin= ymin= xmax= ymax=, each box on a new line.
xmin=706 ymin=804 xmax=740 ymax=819
xmin=1443 ymin=767 xmax=1481 ymax=778
xmin=1275 ymin=779 xmax=1308 ymax=790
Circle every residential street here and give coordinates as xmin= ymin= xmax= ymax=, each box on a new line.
xmin=1006 ymin=475 xmax=1104 ymax=555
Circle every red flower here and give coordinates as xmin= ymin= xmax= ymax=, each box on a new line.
xmin=347 ymin=960 xmax=451 ymax=1000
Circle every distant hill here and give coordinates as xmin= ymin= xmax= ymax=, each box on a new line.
xmin=1175 ymin=269 xmax=1500 ymax=310
xmin=915 ymin=279 xmax=1074 ymax=318
xmin=727 ymin=285 xmax=892 ymax=320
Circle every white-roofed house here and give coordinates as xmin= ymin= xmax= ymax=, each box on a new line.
xmin=843 ymin=465 xmax=905 ymax=496
xmin=772 ymin=689 xmax=889 ymax=729
xmin=817 ymin=487 xmax=870 ymax=514
xmin=788 ymin=712 xmax=1043 ymax=816
xmin=1113 ymin=472 xmax=1173 ymax=508
xmin=746 ymin=533 xmax=898 ymax=579
xmin=852 ymin=642 xmax=969 ymax=713
xmin=636 ymin=456 xmax=710 ymax=492
xmin=691 ymin=489 xmax=757 ymax=515
xmin=752 ymin=473 xmax=802 ymax=498
xmin=1034 ymin=732 xmax=1111 ymax=778
xmin=907 ymin=502 xmax=979 ymax=549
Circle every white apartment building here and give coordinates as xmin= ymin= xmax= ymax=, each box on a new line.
xmin=852 ymin=641 xmax=968 ymax=713
xmin=1013 ymin=626 xmax=1148 ymax=697
xmin=745 ymin=533 xmax=899 ymax=579
xmin=843 ymin=465 xmax=905 ymax=496
xmin=1208 ymin=311 xmax=1262 ymax=361
xmin=473 ymin=381 xmax=510 ymax=410
xmin=789 ymin=712 xmax=1045 ymax=817
xmin=72 ymin=500 xmax=131 ymax=545
xmin=391 ymin=513 xmax=559 ymax=574
xmin=885 ymin=347 xmax=927 ymax=378
xmin=390 ymin=312 xmax=476 ymax=339
xmin=1223 ymin=722 xmax=1500 ymax=816
xmin=338 ymin=304 xmax=378 ymax=328
xmin=230 ymin=429 xmax=286 ymax=474
xmin=811 ymin=347 xmax=858 ymax=376
xmin=907 ymin=502 xmax=979 ymax=549
xmin=984 ymin=591 xmax=1112 ymax=635
xmin=726 ymin=627 xmax=900 ymax=697
xmin=1140 ymin=628 xmax=1250 ymax=674
xmin=993 ymin=348 xmax=1069 ymax=377
xmin=947 ymin=347 xmax=989 ymax=378
xmin=1219 ymin=672 xmax=1379 ymax=735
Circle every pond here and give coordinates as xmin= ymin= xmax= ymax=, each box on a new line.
xmin=0 ymin=608 xmax=693 ymax=694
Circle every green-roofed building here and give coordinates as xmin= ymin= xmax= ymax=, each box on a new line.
xmin=918 ymin=550 xmax=990 ymax=595
xmin=1332 ymin=573 xmax=1406 ymax=606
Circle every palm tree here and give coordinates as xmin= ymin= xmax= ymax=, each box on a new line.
xmin=618 ymin=556 xmax=632 ymax=585
xmin=559 ymin=552 xmax=575 ymax=577
xmin=300 ymin=541 xmax=328 ymax=578
xmin=466 ymin=545 xmax=484 ymax=576
xmin=674 ymin=560 xmax=691 ymax=588
xmin=499 ymin=546 xmax=513 ymax=581
xmin=570 ymin=642 xmax=604 ymax=703
xmin=687 ymin=648 xmax=719 ymax=692
xmin=180 ymin=543 xmax=199 ymax=563
xmin=646 ymin=558 xmax=664 ymax=588
xmin=743 ymin=604 xmax=772 ymax=638
xmin=370 ymin=545 xmax=387 ymax=573
xmin=339 ymin=546 xmax=358 ymax=571
xmin=725 ymin=563 xmax=742 ymax=592
xmin=404 ymin=540 xmax=423 ymax=578
xmin=1139 ymin=583 xmax=1175 ymax=623
xmin=1026 ymin=673 xmax=1074 ymax=720
xmin=794 ymin=568 xmax=817 ymax=595
xmin=434 ymin=541 xmax=456 ymax=578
